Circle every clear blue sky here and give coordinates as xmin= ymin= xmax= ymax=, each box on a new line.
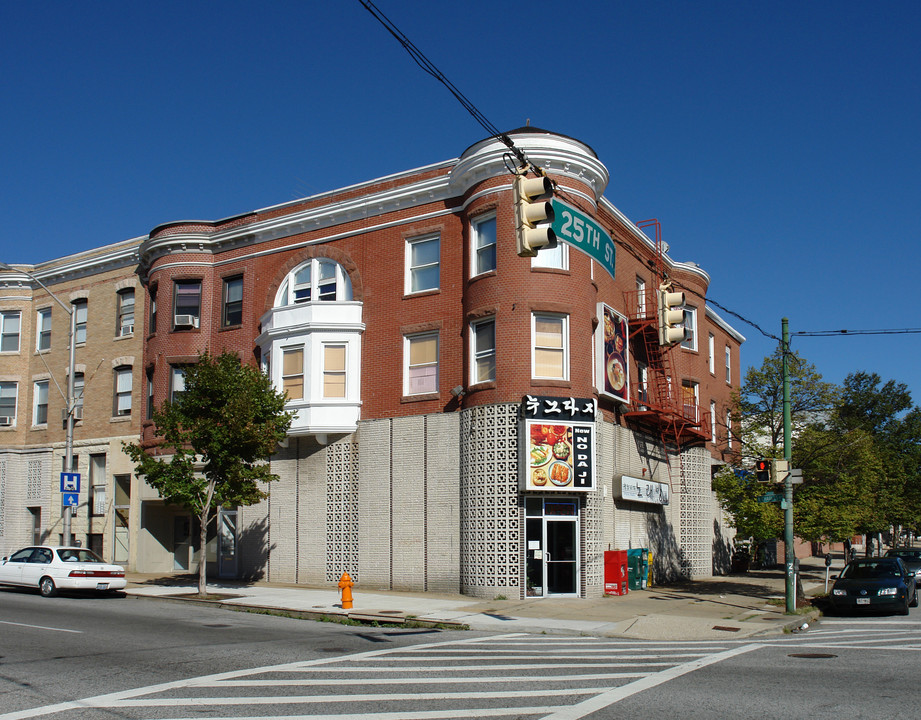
xmin=3 ymin=1 xmax=919 ymax=402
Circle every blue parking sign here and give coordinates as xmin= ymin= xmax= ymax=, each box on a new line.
xmin=62 ymin=492 xmax=79 ymax=508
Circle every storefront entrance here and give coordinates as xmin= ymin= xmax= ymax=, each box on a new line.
xmin=525 ymin=496 xmax=580 ymax=597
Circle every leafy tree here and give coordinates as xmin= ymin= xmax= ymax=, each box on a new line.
xmin=124 ymin=351 xmax=293 ymax=596
xmin=712 ymin=466 xmax=783 ymax=544
xmin=733 ymin=346 xmax=838 ymax=457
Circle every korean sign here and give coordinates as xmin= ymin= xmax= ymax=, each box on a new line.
xmin=521 ymin=396 xmax=596 ymax=492
xmin=596 ymin=303 xmax=629 ymax=403
xmin=614 ymin=475 xmax=670 ymax=506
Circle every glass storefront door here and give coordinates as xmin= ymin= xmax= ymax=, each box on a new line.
xmin=525 ymin=497 xmax=580 ymax=597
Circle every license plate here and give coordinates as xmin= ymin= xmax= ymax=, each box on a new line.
xmin=856 ymin=598 xmax=870 ymax=605
xmin=96 ymin=583 xmax=109 ymax=590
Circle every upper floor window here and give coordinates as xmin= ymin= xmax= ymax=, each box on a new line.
xmin=472 ymin=215 xmax=497 ymax=276
xmin=36 ymin=308 xmax=52 ymax=351
xmin=222 ymin=276 xmax=244 ymax=326
xmin=73 ymin=372 xmax=85 ymax=419
xmin=282 ymin=347 xmax=304 ymax=400
xmin=726 ymin=409 xmax=733 ymax=448
xmin=406 ymin=235 xmax=440 ymax=294
xmin=276 ymin=259 xmax=352 ymax=306
xmin=33 ymin=380 xmax=49 ymax=425
xmin=0 ymin=382 xmax=17 ymax=425
xmin=146 ymin=367 xmax=154 ymax=420
xmin=323 ymin=344 xmax=347 ymax=398
xmin=532 ymin=242 xmax=567 ymax=270
xmin=149 ymin=285 xmax=157 ymax=334
xmin=532 ymin=313 xmax=568 ymax=380
xmin=710 ymin=400 xmax=717 ymax=443
xmin=635 ymin=277 xmax=647 ymax=316
xmin=173 ymin=281 xmax=201 ymax=329
xmin=405 ymin=332 xmax=438 ymax=395
xmin=636 ymin=362 xmax=649 ymax=406
xmin=471 ymin=317 xmax=496 ymax=384
xmin=73 ymin=300 xmax=88 ymax=344
xmin=170 ymin=366 xmax=186 ymax=402
xmin=725 ymin=346 xmax=732 ymax=384
xmin=708 ymin=332 xmax=715 ymax=374
xmin=117 ymin=289 xmax=135 ymax=337
xmin=1 ymin=310 xmax=21 ymax=352
xmin=681 ymin=306 xmax=697 ymax=351
xmin=114 ymin=366 xmax=132 ymax=416
xmin=681 ymin=380 xmax=699 ymax=422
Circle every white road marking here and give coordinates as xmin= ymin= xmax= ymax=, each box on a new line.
xmin=0 ymin=620 xmax=81 ymax=634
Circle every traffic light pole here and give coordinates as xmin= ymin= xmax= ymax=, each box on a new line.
xmin=782 ymin=318 xmax=795 ymax=613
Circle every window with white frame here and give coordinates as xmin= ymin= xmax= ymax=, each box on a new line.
xmin=114 ymin=366 xmax=132 ymax=416
xmin=636 ymin=277 xmax=647 ymax=316
xmin=726 ymin=409 xmax=733 ymax=448
xmin=532 ymin=313 xmax=568 ymax=380
xmin=282 ymin=347 xmax=304 ymax=400
xmin=532 ymin=241 xmax=567 ymax=270
xmin=406 ymin=235 xmax=440 ymax=294
xmin=173 ymin=281 xmax=201 ymax=328
xmin=472 ymin=215 xmax=497 ymax=276
xmin=277 ymin=259 xmax=352 ymax=306
xmin=710 ymin=400 xmax=716 ymax=442
xmin=170 ymin=366 xmax=186 ymax=402
xmin=222 ymin=276 xmax=243 ymax=326
xmin=33 ymin=380 xmax=49 ymax=425
xmin=681 ymin=379 xmax=699 ymax=422
xmin=471 ymin=317 xmax=496 ymax=384
xmin=708 ymin=333 xmax=715 ymax=374
xmin=681 ymin=306 xmax=697 ymax=350
xmin=146 ymin=367 xmax=154 ymax=420
xmin=0 ymin=310 xmax=21 ymax=352
xmin=0 ymin=382 xmax=17 ymax=424
xmin=725 ymin=345 xmax=732 ymax=383
xmin=73 ymin=372 xmax=85 ymax=417
xmin=37 ymin=308 xmax=52 ymax=351
xmin=323 ymin=344 xmax=347 ymax=398
xmin=149 ymin=285 xmax=157 ymax=334
xmin=637 ymin=362 xmax=648 ymax=405
xmin=405 ymin=332 xmax=438 ymax=395
xmin=72 ymin=300 xmax=88 ymax=344
xmin=117 ymin=289 xmax=135 ymax=336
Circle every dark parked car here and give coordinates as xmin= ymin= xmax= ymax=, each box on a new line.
xmin=830 ymin=557 xmax=917 ymax=615
xmin=884 ymin=547 xmax=921 ymax=585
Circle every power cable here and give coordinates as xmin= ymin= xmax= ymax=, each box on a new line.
xmin=358 ymin=0 xmax=530 ymax=170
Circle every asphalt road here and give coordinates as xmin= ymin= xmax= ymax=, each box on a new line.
xmin=1 ymin=588 xmax=919 ymax=719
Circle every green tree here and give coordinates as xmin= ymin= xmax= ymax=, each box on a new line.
xmin=124 ymin=351 xmax=293 ymax=596
xmin=712 ymin=466 xmax=783 ymax=544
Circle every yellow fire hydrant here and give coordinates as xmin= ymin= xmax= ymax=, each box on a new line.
xmin=338 ymin=572 xmax=354 ymax=610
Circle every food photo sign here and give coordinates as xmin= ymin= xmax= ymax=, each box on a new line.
xmin=521 ymin=395 xmax=596 ymax=492
xmin=597 ymin=303 xmax=629 ymax=403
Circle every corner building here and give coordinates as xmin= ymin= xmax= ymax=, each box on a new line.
xmin=137 ymin=129 xmax=744 ymax=597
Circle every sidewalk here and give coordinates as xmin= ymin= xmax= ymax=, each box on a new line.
xmin=124 ymin=558 xmax=834 ymax=641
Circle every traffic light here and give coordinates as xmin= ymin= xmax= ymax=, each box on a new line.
xmin=657 ymin=284 xmax=687 ymax=345
xmin=755 ymin=458 xmax=770 ymax=482
xmin=514 ymin=174 xmax=557 ymax=257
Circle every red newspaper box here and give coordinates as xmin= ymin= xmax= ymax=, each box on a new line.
xmin=604 ymin=550 xmax=629 ymax=595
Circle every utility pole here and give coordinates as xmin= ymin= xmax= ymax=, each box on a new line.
xmin=782 ymin=318 xmax=795 ymax=613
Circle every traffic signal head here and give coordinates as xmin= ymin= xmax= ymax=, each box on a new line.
xmin=755 ymin=458 xmax=770 ymax=482
xmin=514 ymin=174 xmax=557 ymax=257
xmin=657 ymin=284 xmax=687 ymax=345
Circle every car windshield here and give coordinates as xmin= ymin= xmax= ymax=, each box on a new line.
xmin=55 ymin=549 xmax=105 ymax=563
xmin=841 ymin=561 xmax=903 ymax=579
xmin=887 ymin=550 xmax=921 ymax=561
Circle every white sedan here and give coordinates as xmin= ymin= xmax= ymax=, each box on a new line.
xmin=0 ymin=546 xmax=126 ymax=597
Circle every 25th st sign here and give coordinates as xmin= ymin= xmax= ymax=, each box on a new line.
xmin=550 ymin=198 xmax=616 ymax=280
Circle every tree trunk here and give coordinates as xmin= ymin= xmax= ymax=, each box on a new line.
xmin=198 ymin=505 xmax=209 ymax=597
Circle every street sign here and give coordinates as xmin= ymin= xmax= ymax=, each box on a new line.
xmin=60 ymin=472 xmax=80 ymax=493
xmin=550 ymin=198 xmax=616 ymax=280
xmin=62 ymin=492 xmax=79 ymax=508
xmin=757 ymin=492 xmax=783 ymax=503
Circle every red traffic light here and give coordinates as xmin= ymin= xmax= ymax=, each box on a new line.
xmin=755 ymin=459 xmax=770 ymax=482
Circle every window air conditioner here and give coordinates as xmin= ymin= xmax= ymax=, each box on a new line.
xmin=118 ymin=408 xmax=131 ymax=416
xmin=174 ymin=314 xmax=196 ymax=328
xmin=0 ymin=416 xmax=12 ymax=427
xmin=121 ymin=323 xmax=134 ymax=336
xmin=74 ymin=406 xmax=84 ymax=421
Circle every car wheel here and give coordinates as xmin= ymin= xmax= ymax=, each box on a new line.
xmin=899 ymin=597 xmax=911 ymax=616
xmin=911 ymin=591 xmax=919 ymax=608
xmin=39 ymin=577 xmax=57 ymax=598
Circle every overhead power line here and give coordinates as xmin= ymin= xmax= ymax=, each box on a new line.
xmin=794 ymin=328 xmax=921 ymax=337
xmin=358 ymin=0 xmax=529 ymax=169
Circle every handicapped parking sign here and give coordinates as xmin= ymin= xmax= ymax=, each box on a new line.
xmin=62 ymin=492 xmax=79 ymax=508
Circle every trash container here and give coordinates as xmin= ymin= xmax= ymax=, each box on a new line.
xmin=627 ymin=548 xmax=648 ymax=590
xmin=604 ymin=550 xmax=628 ymax=595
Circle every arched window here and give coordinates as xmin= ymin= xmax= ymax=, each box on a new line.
xmin=276 ymin=259 xmax=352 ymax=307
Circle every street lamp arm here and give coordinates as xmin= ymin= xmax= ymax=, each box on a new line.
xmin=0 ymin=263 xmax=74 ymax=316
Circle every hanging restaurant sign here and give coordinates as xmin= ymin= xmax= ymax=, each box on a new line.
xmin=596 ymin=303 xmax=630 ymax=404
xmin=614 ymin=475 xmax=670 ymax=506
xmin=521 ymin=396 xmax=596 ymax=492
